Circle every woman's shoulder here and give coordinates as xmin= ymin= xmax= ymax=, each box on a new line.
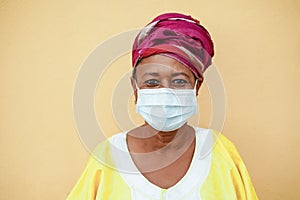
xmin=93 ymin=131 xmax=126 ymax=150
xmin=213 ymin=130 xmax=243 ymax=163
xmin=196 ymin=128 xmax=259 ymax=199
xmin=86 ymin=132 xmax=127 ymax=170
xmin=194 ymin=127 xmax=243 ymax=165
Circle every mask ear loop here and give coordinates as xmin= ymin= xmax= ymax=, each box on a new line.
xmin=193 ymin=79 xmax=198 ymax=90
xmin=134 ymin=78 xmax=140 ymax=90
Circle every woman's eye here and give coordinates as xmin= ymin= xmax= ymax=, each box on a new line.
xmin=172 ymin=79 xmax=188 ymax=86
xmin=144 ymin=79 xmax=160 ymax=87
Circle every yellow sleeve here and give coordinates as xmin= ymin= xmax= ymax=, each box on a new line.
xmin=66 ymin=156 xmax=102 ymax=200
xmin=220 ymin=134 xmax=259 ymax=199
xmin=230 ymin=159 xmax=258 ymax=199
xmin=66 ymin=139 xmax=132 ymax=200
xmin=201 ymin=132 xmax=259 ymax=200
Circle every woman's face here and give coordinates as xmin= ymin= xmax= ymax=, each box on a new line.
xmin=131 ymin=54 xmax=202 ymax=99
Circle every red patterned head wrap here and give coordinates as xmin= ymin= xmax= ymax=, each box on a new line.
xmin=132 ymin=13 xmax=214 ymax=79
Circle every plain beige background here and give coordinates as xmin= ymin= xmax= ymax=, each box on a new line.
xmin=1 ymin=0 xmax=299 ymax=199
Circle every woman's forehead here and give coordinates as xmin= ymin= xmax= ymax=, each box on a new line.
xmin=136 ymin=55 xmax=194 ymax=76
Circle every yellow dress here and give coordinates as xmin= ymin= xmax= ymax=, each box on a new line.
xmin=67 ymin=127 xmax=258 ymax=200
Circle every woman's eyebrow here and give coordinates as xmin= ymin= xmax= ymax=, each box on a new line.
xmin=142 ymin=72 xmax=159 ymax=78
xmin=171 ymin=72 xmax=190 ymax=78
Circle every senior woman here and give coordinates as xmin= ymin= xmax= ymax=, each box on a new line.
xmin=67 ymin=13 xmax=258 ymax=199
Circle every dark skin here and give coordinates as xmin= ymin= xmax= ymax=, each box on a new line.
xmin=127 ymin=54 xmax=202 ymax=189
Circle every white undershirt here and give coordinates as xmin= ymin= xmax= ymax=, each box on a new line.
xmin=109 ymin=127 xmax=213 ymax=200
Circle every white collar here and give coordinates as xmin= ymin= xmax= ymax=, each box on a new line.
xmin=109 ymin=127 xmax=213 ymax=200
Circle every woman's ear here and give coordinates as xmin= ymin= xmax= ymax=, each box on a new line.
xmin=130 ymin=76 xmax=138 ymax=104
xmin=196 ymin=78 xmax=203 ymax=96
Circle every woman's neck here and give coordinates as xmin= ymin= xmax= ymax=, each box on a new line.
xmin=126 ymin=124 xmax=196 ymax=173
xmin=127 ymin=123 xmax=195 ymax=153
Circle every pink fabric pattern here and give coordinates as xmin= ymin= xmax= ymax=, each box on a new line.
xmin=132 ymin=13 xmax=215 ymax=79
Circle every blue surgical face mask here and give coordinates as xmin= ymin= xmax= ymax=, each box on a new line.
xmin=135 ymin=80 xmax=198 ymax=132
